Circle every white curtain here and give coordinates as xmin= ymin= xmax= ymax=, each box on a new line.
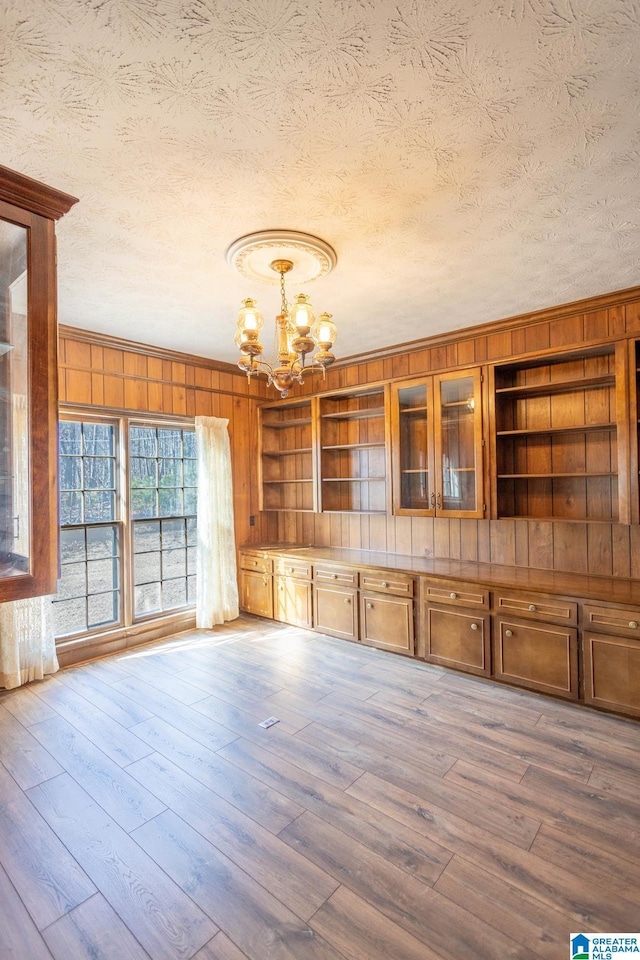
xmin=195 ymin=416 xmax=239 ymax=627
xmin=0 ymin=595 xmax=58 ymax=689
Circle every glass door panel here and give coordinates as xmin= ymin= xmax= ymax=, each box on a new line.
xmin=436 ymin=372 xmax=483 ymax=516
xmin=0 ymin=220 xmax=29 ymax=579
xmin=398 ymin=382 xmax=430 ymax=510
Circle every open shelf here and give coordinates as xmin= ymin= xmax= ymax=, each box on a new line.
xmin=499 ymin=472 xmax=616 ymax=479
xmin=322 ymin=407 xmax=385 ymax=420
xmin=497 ymin=423 xmax=615 ymax=437
xmin=322 ymin=442 xmax=385 ymax=451
xmin=262 ymin=446 xmax=312 ymax=457
xmin=262 ymin=417 xmax=312 ymax=429
xmin=495 ymin=374 xmax=615 ymax=399
xmin=323 ymin=476 xmax=386 ymax=482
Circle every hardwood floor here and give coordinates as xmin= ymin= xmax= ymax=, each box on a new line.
xmin=1 ymin=614 xmax=639 ymax=960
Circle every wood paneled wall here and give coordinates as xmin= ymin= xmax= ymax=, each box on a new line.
xmin=276 ymin=285 xmax=640 ymax=580
xmin=58 ymin=327 xmax=276 ymax=550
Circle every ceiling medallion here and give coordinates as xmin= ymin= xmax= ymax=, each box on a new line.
xmin=227 ymin=230 xmax=338 ymax=398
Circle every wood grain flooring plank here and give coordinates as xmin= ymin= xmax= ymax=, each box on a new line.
xmin=80 ymin=657 xmax=134 ymax=685
xmin=184 ymin=687 xmax=311 ymax=736
xmin=433 ymin=855 xmax=568 ymax=960
xmin=280 ymin=810 xmax=527 ymax=960
xmin=132 ymin=809 xmax=348 ymax=960
xmin=309 ymin=885 xmax=442 ymax=960
xmin=128 ymin=715 xmax=302 ymax=834
xmin=0 ymin=766 xmax=96 ymax=930
xmin=0 ymin=862 xmax=55 ymax=960
xmin=42 ymin=893 xmax=153 ymax=960
xmin=56 ymin=669 xmax=154 ymax=727
xmin=177 ymin=660 xmax=284 ymax=703
xmin=587 ymin=766 xmax=640 ymax=804
xmin=27 ymin=774 xmax=217 ymax=960
xmin=0 ymin=703 xmax=63 ymax=789
xmin=0 ymin=685 xmax=57 ymax=726
xmin=218 ymin=737 xmax=452 ymax=886
xmin=346 ymin=771 xmax=639 ymax=931
xmin=32 ymin=680 xmax=153 ymax=768
xmin=110 ymin=676 xmax=237 ymax=752
xmin=29 ymin=715 xmax=166 ymax=832
xmin=127 ymin=751 xmax=338 ymax=921
xmin=117 ymin=658 xmax=212 ymax=706
xmin=192 ymin=932 xmax=250 ymax=960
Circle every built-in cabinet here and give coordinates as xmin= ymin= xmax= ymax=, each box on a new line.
xmin=0 ymin=165 xmax=77 ymax=601
xmin=259 ymin=399 xmax=317 ymax=513
xmin=391 ymin=370 xmax=484 ymax=517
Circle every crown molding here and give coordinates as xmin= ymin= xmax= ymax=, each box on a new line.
xmin=0 ymin=163 xmax=78 ymax=220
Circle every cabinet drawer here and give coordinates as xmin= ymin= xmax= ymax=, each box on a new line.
xmin=495 ymin=592 xmax=577 ymax=625
xmin=240 ymin=552 xmax=272 ymax=575
xmin=583 ymin=631 xmax=640 ymax=717
xmin=423 ymin=580 xmax=488 ymax=608
xmin=494 ymin=618 xmax=578 ymax=700
xmin=360 ymin=593 xmax=414 ymax=655
xmin=425 ymin=604 xmax=490 ymax=677
xmin=583 ymin=604 xmax=640 ymax=638
xmin=314 ymin=584 xmax=358 ymax=641
xmin=273 ymin=557 xmax=312 ymax=580
xmin=360 ymin=572 xmax=413 ymax=598
xmin=314 ymin=565 xmax=358 ymax=587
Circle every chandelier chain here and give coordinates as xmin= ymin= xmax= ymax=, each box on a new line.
xmin=279 ymin=267 xmax=289 ymax=318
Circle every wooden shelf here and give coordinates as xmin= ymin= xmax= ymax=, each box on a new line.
xmin=323 ymin=476 xmax=387 ymax=483
xmin=496 ymin=375 xmax=615 ymax=399
xmin=401 ymin=468 xmax=429 ymax=475
xmin=322 ymin=407 xmax=385 ymax=421
xmin=263 ymin=479 xmax=312 ymax=485
xmin=261 ymin=508 xmax=315 ymax=513
xmin=400 ymin=405 xmax=428 ymax=414
xmin=323 ymin=442 xmax=385 ymax=451
xmin=262 ymin=446 xmax=312 ymax=457
xmin=262 ymin=417 xmax=312 ymax=429
xmin=499 ymin=472 xmax=616 ymax=479
xmin=497 ymin=423 xmax=616 ymax=437
xmin=322 ymin=509 xmax=387 ymax=515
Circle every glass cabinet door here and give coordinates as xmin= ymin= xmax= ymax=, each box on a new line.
xmin=0 ymin=220 xmax=30 ymax=580
xmin=391 ymin=379 xmax=435 ymax=515
xmin=434 ymin=369 xmax=484 ymax=518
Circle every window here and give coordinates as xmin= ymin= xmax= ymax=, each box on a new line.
xmin=53 ymin=416 xmax=196 ymax=640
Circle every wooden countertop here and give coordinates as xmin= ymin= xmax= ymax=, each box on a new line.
xmin=240 ymin=544 xmax=638 ymax=606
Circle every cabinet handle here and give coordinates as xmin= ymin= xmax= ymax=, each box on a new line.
xmin=381 ymin=581 xmax=388 ymax=588
xmin=436 ymin=492 xmax=442 ymax=509
xmin=470 ymin=622 xmax=478 ymax=631
xmin=629 ymin=621 xmax=638 ymax=629
xmin=430 ymin=492 xmax=436 ymax=508
xmin=367 ymin=603 xmax=373 ymax=609
xmin=344 ymin=597 xmax=351 ymax=604
xmin=450 ymin=592 xmax=457 ymax=600
xmin=528 ymin=604 xmax=537 ymax=612
xmin=505 ymin=629 xmax=513 ymax=637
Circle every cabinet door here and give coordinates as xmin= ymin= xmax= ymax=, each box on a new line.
xmin=433 ymin=369 xmax=484 ymax=518
xmin=391 ymin=378 xmax=435 ymax=515
xmin=360 ymin=592 xmax=414 ymax=655
xmin=274 ymin=575 xmax=312 ymax=628
xmin=583 ymin=631 xmax=640 ymax=717
xmin=494 ymin=618 xmax=578 ymax=699
xmin=314 ymin=584 xmax=358 ymax=640
xmin=425 ymin=604 xmax=490 ymax=676
xmin=240 ymin=570 xmax=273 ymax=618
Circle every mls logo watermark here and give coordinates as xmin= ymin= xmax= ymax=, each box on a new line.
xmin=571 ymin=934 xmax=640 ymax=959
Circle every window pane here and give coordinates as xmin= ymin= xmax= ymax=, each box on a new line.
xmin=134 ymin=520 xmax=160 ymax=553
xmin=60 ymin=527 xmax=85 ymax=563
xmin=183 ymin=487 xmax=197 ymax=516
xmin=162 ymin=548 xmax=186 ymax=579
xmin=135 ymin=581 xmax=161 ymax=615
xmin=60 ymin=491 xmax=83 ymax=526
xmin=83 ymin=458 xmax=114 ymax=490
xmin=60 ymin=457 xmax=82 ymax=491
xmin=134 ymin=551 xmax=161 ymax=585
xmin=87 ymin=558 xmax=118 ymax=594
xmin=84 ymin=490 xmax=115 ymax=522
xmin=54 ymin=597 xmax=87 ymax=636
xmin=158 ymin=459 xmax=182 ymax=487
xmin=187 ymin=546 xmax=196 ymax=575
xmin=183 ymin=459 xmax=197 ymax=486
xmin=131 ymin=457 xmax=157 ymax=488
xmin=130 ymin=427 xmax=157 ymax=457
xmin=163 ymin=578 xmax=187 ymax=609
xmin=59 ymin=421 xmax=82 ymax=455
xmin=186 ymin=517 xmax=197 ymax=546
xmin=158 ymin=488 xmax=183 ymax=517
xmin=158 ymin=429 xmax=182 ymax=458
xmin=131 ymin=488 xmax=157 ymax=519
xmin=183 ymin=431 xmax=196 ymax=459
xmin=87 ymin=525 xmax=117 ymax=560
xmin=83 ymin=423 xmax=114 ymax=456
xmin=187 ymin=575 xmax=196 ymax=603
xmin=57 ymin=561 xmax=87 ymax=600
xmin=161 ymin=518 xmax=185 ymax=549
xmin=88 ymin=592 xmax=118 ymax=629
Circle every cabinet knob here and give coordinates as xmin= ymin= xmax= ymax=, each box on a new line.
xmin=344 ymin=597 xmax=351 ymax=604
xmin=381 ymin=581 xmax=388 ymax=588
xmin=629 ymin=621 xmax=638 ymax=629
xmin=367 ymin=603 xmax=373 ymax=609
xmin=450 ymin=592 xmax=457 ymax=600
xmin=528 ymin=604 xmax=537 ymax=612
xmin=332 ymin=573 xmax=337 ymax=579
xmin=505 ymin=629 xmax=513 ymax=637
xmin=470 ymin=622 xmax=478 ymax=631
xmin=253 ymin=560 xmax=258 ymax=566
xmin=279 ymin=585 xmax=283 ymax=591
xmin=288 ymin=566 xmax=294 ymax=573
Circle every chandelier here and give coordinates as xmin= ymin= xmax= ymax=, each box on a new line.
xmin=227 ymin=230 xmax=338 ymax=398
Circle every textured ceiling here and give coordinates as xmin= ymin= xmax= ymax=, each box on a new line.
xmin=1 ymin=0 xmax=640 ymax=365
